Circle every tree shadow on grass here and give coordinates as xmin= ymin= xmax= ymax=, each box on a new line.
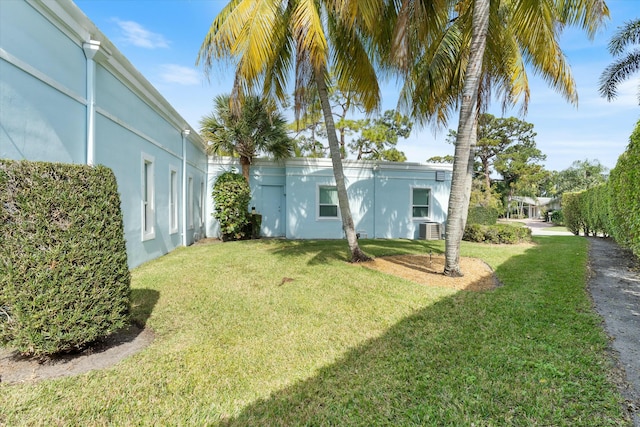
xmin=219 ymin=239 xmax=626 ymax=426
xmin=267 ymin=239 xmax=444 ymax=266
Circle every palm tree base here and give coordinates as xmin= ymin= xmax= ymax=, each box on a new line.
xmin=443 ymin=266 xmax=464 ymax=277
xmin=350 ymin=247 xmax=372 ymax=263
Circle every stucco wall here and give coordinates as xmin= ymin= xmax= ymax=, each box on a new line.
xmin=207 ymin=157 xmax=452 ymax=240
xmin=0 ymin=0 xmax=208 ymax=268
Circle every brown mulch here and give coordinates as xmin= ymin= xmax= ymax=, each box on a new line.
xmin=0 ymin=325 xmax=154 ymax=385
xmin=361 ymin=254 xmax=500 ymax=291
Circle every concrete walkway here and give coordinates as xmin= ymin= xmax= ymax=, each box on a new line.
xmin=521 ymin=218 xmax=575 ymax=236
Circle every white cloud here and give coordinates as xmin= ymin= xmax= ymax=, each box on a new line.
xmin=159 ymin=64 xmax=200 ymax=85
xmin=112 ymin=18 xmax=169 ymax=49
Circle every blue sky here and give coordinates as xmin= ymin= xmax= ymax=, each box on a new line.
xmin=75 ymin=0 xmax=639 ymax=172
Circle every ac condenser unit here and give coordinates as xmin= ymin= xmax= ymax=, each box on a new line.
xmin=419 ymin=222 xmax=441 ymax=240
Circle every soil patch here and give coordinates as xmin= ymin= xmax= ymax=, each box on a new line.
xmin=0 ymin=324 xmax=154 ymax=385
xmin=361 ymin=254 xmax=499 ymax=291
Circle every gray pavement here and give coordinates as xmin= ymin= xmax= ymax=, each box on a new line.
xmin=518 ymin=218 xmax=639 ymax=424
xmin=588 ymin=237 xmax=640 ymax=426
xmin=521 ymin=218 xmax=575 ymax=236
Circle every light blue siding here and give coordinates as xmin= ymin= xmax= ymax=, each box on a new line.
xmin=0 ymin=60 xmax=86 ymax=163
xmin=1 ymin=0 xmax=208 ymax=268
xmin=207 ymin=158 xmax=451 ymax=241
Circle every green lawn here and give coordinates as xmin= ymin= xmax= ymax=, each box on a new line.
xmin=0 ymin=238 xmax=627 ymax=426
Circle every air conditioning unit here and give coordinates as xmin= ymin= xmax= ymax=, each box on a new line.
xmin=419 ymin=222 xmax=441 ymax=240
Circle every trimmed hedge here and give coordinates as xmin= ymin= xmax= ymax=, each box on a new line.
xmin=562 ymin=192 xmax=583 ymax=236
xmin=467 ymin=206 xmax=499 ymax=225
xmin=609 ymin=121 xmax=640 ymax=255
xmin=463 ymin=223 xmax=532 ymax=244
xmin=0 ymin=160 xmax=130 ymax=356
xmin=212 ymin=171 xmax=252 ymax=241
xmin=560 ymin=120 xmax=640 ymax=257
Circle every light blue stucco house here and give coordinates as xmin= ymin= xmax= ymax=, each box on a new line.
xmin=1 ymin=0 xmax=208 ymax=268
xmin=1 ymin=0 xmax=452 ymax=269
xmin=207 ymin=158 xmax=452 ymax=240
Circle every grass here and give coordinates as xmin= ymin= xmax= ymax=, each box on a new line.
xmin=0 ymin=238 xmax=628 ymax=426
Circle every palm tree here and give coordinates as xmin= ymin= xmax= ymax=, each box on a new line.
xmin=346 ymin=0 xmax=608 ymax=275
xmin=599 ymin=18 xmax=640 ymax=104
xmin=197 ymin=0 xmax=379 ymax=262
xmin=200 ymin=94 xmax=293 ymax=183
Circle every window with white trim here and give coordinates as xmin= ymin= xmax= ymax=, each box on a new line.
xmin=169 ymin=168 xmax=178 ymax=234
xmin=318 ymin=185 xmax=339 ymax=218
xmin=142 ymin=154 xmax=155 ymax=240
xmin=200 ymin=180 xmax=205 ymax=226
xmin=412 ymin=187 xmax=431 ymax=218
xmin=188 ymin=176 xmax=194 ymax=229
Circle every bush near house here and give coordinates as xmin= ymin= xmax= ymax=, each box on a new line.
xmin=550 ymin=210 xmax=564 ymax=225
xmin=212 ymin=171 xmax=252 ymax=241
xmin=463 ymin=223 xmax=531 ymax=244
xmin=0 ymin=160 xmax=130 ymax=356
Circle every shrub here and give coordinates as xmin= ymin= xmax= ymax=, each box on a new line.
xmin=0 ymin=160 xmax=130 ymax=356
xmin=467 ymin=206 xmax=499 ymax=225
xmin=562 ymin=192 xmax=582 ymax=235
xmin=212 ymin=171 xmax=252 ymax=241
xmin=608 ymin=120 xmax=640 ymax=256
xmin=551 ymin=210 xmax=564 ymax=225
xmin=463 ymin=223 xmax=531 ymax=244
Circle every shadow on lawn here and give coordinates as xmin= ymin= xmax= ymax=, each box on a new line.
xmin=130 ymin=288 xmax=159 ymax=328
xmin=219 ymin=237 xmax=625 ymax=426
xmin=267 ymin=239 xmax=444 ymax=265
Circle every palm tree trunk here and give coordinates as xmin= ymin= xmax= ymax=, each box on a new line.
xmin=314 ymin=68 xmax=371 ymax=262
xmin=240 ymin=156 xmax=251 ymax=184
xmin=444 ymin=0 xmax=490 ymax=277
xmin=460 ymin=118 xmax=479 ymax=230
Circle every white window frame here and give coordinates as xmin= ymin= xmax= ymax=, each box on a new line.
xmin=169 ymin=166 xmax=179 ymax=234
xmin=411 ymin=187 xmax=432 ymax=220
xmin=141 ymin=153 xmax=156 ymax=241
xmin=199 ymin=180 xmax=205 ymax=227
xmin=317 ymin=184 xmax=340 ymax=220
xmin=188 ymin=176 xmax=194 ymax=229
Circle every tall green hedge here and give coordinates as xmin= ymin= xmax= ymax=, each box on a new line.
xmin=561 ymin=192 xmax=582 ymax=235
xmin=560 ymin=121 xmax=640 ymax=257
xmin=609 ymin=121 xmax=640 ymax=255
xmin=0 ymin=160 xmax=130 ymax=356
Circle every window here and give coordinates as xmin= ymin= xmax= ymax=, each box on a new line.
xmin=200 ymin=181 xmax=205 ymax=226
xmin=188 ymin=176 xmax=194 ymax=229
xmin=412 ymin=188 xmax=430 ymax=218
xmin=142 ymin=154 xmax=155 ymax=240
xmin=318 ymin=186 xmax=339 ymax=218
xmin=169 ymin=168 xmax=178 ymax=234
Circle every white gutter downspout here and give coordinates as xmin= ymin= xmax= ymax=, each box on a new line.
xmin=82 ymin=40 xmax=100 ymax=166
xmin=181 ymin=129 xmax=190 ymax=246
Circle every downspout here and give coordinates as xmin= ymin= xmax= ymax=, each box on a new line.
xmin=372 ymin=163 xmax=378 ymax=238
xmin=181 ymin=129 xmax=190 ymax=246
xmin=82 ymin=40 xmax=100 ymax=166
